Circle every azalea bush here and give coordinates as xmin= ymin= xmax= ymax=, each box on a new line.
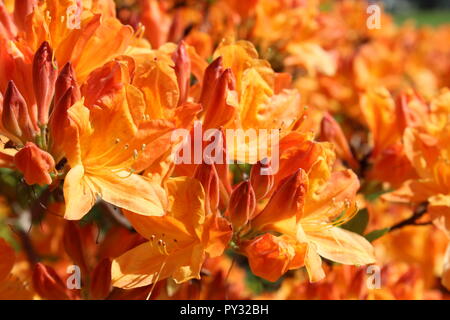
xmin=0 ymin=0 xmax=449 ymax=300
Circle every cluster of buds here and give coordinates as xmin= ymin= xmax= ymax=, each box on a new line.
xmin=0 ymin=41 xmax=80 ymax=185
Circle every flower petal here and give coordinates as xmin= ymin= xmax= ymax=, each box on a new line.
xmin=307 ymin=227 xmax=376 ymax=266
xmin=63 ymin=164 xmax=97 ymax=220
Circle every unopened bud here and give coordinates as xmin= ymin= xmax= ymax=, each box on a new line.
xmin=199 ymin=57 xmax=223 ymax=109
xmin=2 ymin=81 xmax=36 ymax=143
xmin=250 ymin=159 xmax=274 ymax=200
xmin=202 ymin=68 xmax=236 ymax=129
xmin=251 ymin=169 xmax=308 ymax=230
xmin=172 ymin=41 xmax=191 ymax=106
xmin=32 ymin=263 xmax=70 ymax=300
xmin=320 ymin=112 xmax=358 ymax=169
xmin=33 ymin=41 xmax=57 ymax=125
xmin=54 ymin=62 xmax=80 ymax=107
xmin=227 ymin=180 xmax=256 ymax=230
xmin=194 ymin=163 xmax=219 ymax=215
xmin=49 ymin=76 xmax=79 ymax=162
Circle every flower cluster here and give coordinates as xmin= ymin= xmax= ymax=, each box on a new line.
xmin=0 ymin=0 xmax=449 ymax=300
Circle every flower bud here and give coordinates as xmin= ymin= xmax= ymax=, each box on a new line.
xmin=54 ymin=62 xmax=80 ymax=108
xmin=250 ymin=159 xmax=274 ymax=200
xmin=251 ymin=169 xmax=308 ymax=230
xmin=194 ymin=163 xmax=219 ymax=215
xmin=167 ymin=9 xmax=183 ymax=45
xmin=32 ymin=263 xmax=70 ymax=300
xmin=172 ymin=41 xmax=191 ymax=106
xmin=14 ymin=142 xmax=55 ymax=185
xmin=33 ymin=41 xmax=57 ymax=125
xmin=90 ymin=258 xmax=112 ymax=300
xmin=49 ymin=85 xmax=79 ymax=162
xmin=227 ymin=180 xmax=256 ymax=230
xmin=202 ymin=68 xmax=237 ymax=129
xmin=320 ymin=112 xmax=358 ymax=169
xmin=199 ymin=57 xmax=223 ymax=111
xmin=63 ymin=221 xmax=88 ymax=274
xmin=2 ymin=81 xmax=36 ymax=143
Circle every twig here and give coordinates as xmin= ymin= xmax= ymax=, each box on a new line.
xmin=16 ymin=228 xmax=39 ymax=267
xmin=388 ymin=202 xmax=428 ymax=233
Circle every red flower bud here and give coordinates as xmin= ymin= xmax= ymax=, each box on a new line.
xmin=320 ymin=112 xmax=358 ymax=169
xmin=194 ymin=163 xmax=220 ymax=215
xmin=250 ymin=159 xmax=274 ymax=200
xmin=32 ymin=263 xmax=70 ymax=300
xmin=201 ymin=66 xmax=236 ymax=129
xmin=49 ymin=85 xmax=78 ymax=162
xmin=2 ymin=81 xmax=36 ymax=143
xmin=227 ymin=180 xmax=256 ymax=230
xmin=14 ymin=142 xmax=55 ymax=185
xmin=172 ymin=41 xmax=191 ymax=106
xmin=199 ymin=57 xmax=223 ymax=112
xmin=251 ymin=169 xmax=308 ymax=230
xmin=54 ymin=62 xmax=80 ymax=108
xmin=33 ymin=41 xmax=58 ymax=125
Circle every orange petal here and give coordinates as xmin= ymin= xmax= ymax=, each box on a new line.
xmin=251 ymin=169 xmax=308 ymax=231
xmin=111 ymin=241 xmax=204 ymax=289
xmin=14 ymin=142 xmax=55 ymax=186
xmin=63 ymin=164 xmax=97 ymax=220
xmin=243 ymin=233 xmax=305 ymax=282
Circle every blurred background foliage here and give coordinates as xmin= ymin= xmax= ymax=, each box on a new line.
xmin=382 ymin=0 xmax=450 ymax=26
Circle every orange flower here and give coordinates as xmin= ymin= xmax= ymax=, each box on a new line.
xmin=61 ymin=59 xmax=186 ymax=220
xmin=238 ymin=136 xmax=375 ymax=282
xmin=383 ymin=89 xmax=450 ymax=290
xmin=0 ymin=0 xmax=135 ymax=111
xmin=111 ymin=177 xmax=232 ymax=289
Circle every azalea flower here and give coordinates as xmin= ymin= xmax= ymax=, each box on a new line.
xmin=111 ymin=177 xmax=232 ymax=289
xmin=61 ymin=59 xmax=198 ymax=220
xmin=234 ymin=133 xmax=375 ymax=282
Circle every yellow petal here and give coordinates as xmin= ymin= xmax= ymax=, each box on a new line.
xmin=166 ymin=177 xmax=206 ymax=238
xmin=63 ymin=164 xmax=97 ymax=220
xmin=88 ymin=171 xmax=166 ymax=217
xmin=304 ymin=244 xmax=325 ymax=282
xmin=111 ymin=241 xmax=203 ymax=289
xmin=307 ymin=227 xmax=376 ymax=266
xmin=297 ymin=225 xmax=325 ymax=282
xmin=303 ymin=169 xmax=359 ymax=223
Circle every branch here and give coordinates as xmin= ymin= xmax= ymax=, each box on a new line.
xmin=388 ymin=202 xmax=429 ymax=233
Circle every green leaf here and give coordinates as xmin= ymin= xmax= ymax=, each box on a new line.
xmin=364 ymin=228 xmax=390 ymax=242
xmin=341 ymin=208 xmax=369 ymax=235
